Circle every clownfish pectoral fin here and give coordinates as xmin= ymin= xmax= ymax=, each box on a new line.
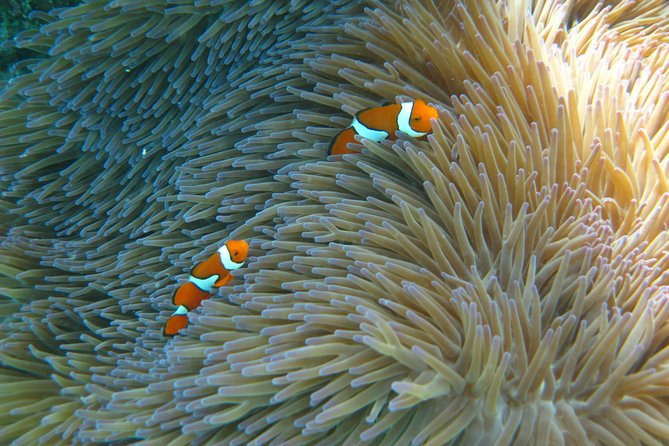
xmin=164 ymin=305 xmax=189 ymax=336
xmin=172 ymin=281 xmax=213 ymax=310
xmin=328 ymin=127 xmax=358 ymax=156
xmin=214 ymin=273 xmax=232 ymax=288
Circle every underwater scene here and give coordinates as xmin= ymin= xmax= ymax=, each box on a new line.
xmin=1 ymin=0 xmax=669 ymax=445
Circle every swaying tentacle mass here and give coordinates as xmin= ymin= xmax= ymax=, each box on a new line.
xmin=0 ymin=0 xmax=668 ymax=445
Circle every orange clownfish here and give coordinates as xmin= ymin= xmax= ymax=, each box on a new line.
xmin=164 ymin=239 xmax=249 ymax=336
xmin=328 ymin=99 xmax=439 ymax=155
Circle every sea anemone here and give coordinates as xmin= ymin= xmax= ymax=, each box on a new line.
xmin=1 ymin=0 xmax=668 ymax=445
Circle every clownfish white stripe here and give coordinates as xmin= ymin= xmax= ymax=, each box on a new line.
xmin=218 ymin=245 xmax=244 ymax=270
xmin=397 ymin=102 xmax=428 ymax=138
xmin=174 ymin=305 xmax=189 ymax=315
xmin=328 ymin=99 xmax=438 ymax=156
xmin=188 ymin=274 xmax=219 ymax=293
xmin=351 ymin=116 xmax=389 ymax=141
xmin=166 ymin=239 xmax=249 ymax=336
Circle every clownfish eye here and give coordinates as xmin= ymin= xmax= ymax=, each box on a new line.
xmin=233 ymin=251 xmax=238 ymax=256
xmin=413 ymin=117 xmax=421 ymax=121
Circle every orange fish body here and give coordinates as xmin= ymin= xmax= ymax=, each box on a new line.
xmin=164 ymin=239 xmax=249 ymax=336
xmin=164 ymin=309 xmax=188 ymax=336
xmin=328 ymin=99 xmax=438 ymax=155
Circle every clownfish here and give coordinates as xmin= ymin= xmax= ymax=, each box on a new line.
xmin=328 ymin=99 xmax=439 ymax=155
xmin=164 ymin=239 xmax=249 ymax=336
